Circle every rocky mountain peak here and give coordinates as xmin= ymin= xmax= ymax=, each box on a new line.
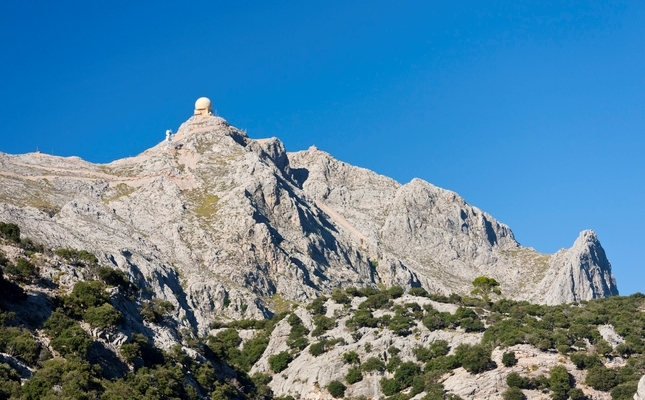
xmin=535 ymin=229 xmax=618 ymax=305
xmin=0 ymin=112 xmax=619 ymax=336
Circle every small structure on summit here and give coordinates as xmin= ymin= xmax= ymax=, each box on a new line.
xmin=165 ymin=129 xmax=174 ymax=148
xmin=194 ymin=97 xmax=213 ymax=116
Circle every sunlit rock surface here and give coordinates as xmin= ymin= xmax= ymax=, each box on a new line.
xmin=0 ymin=114 xmax=618 ymax=336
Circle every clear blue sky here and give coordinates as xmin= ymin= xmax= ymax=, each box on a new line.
xmin=1 ymin=1 xmax=643 ymax=295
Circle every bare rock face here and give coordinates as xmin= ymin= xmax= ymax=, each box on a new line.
xmin=635 ymin=374 xmax=645 ymax=400
xmin=0 ymin=114 xmax=618 ymax=337
xmin=534 ymin=230 xmax=619 ymax=305
xmin=289 ymin=147 xmax=618 ymax=304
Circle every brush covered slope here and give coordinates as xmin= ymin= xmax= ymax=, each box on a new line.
xmin=0 ymin=229 xmax=643 ymax=399
xmin=0 ymin=114 xmax=618 ymax=338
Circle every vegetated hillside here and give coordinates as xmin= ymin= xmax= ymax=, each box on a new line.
xmin=0 ymin=113 xmax=618 ymax=339
xmin=1 ymin=223 xmax=643 ymax=400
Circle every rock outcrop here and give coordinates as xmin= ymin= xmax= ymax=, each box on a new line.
xmin=289 ymin=146 xmax=618 ymax=305
xmin=0 ymin=113 xmax=619 ymax=338
xmin=635 ymin=374 xmax=645 ymax=400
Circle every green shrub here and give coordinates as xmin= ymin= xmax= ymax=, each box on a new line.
xmin=405 ymin=302 xmax=423 ymax=317
xmin=312 ymin=314 xmax=335 ymax=336
xmin=331 ymin=288 xmax=350 ymax=304
xmin=44 ymin=312 xmax=93 ymax=357
xmin=227 ymin=318 xmax=269 ymax=330
xmin=195 ymin=363 xmax=216 ymax=389
xmin=345 ymin=366 xmax=363 ymax=384
xmin=386 ymin=355 xmax=402 ymax=373
xmin=455 ymin=344 xmax=493 ymax=374
xmin=422 ymin=310 xmax=448 ymax=331
xmin=430 ymin=341 xmax=450 ymax=357
xmin=595 ymin=339 xmax=613 ymax=357
xmin=211 ymin=381 xmax=238 ymax=399
xmin=388 ymin=286 xmax=404 ymax=299
xmin=21 ymin=356 xmax=103 ymax=399
xmin=207 ymin=328 xmax=242 ymax=360
xmin=131 ymin=333 xmax=165 ymax=366
xmin=502 ymin=351 xmax=517 ymax=367
xmin=380 ymin=377 xmax=400 ymax=396
xmin=387 ymin=311 xmax=414 ymax=336
xmin=615 ymin=343 xmax=634 ymax=358
xmin=307 ymin=296 xmax=328 ymax=315
xmin=481 ymin=318 xmax=525 ymax=347
xmin=0 ymin=362 xmax=21 ymax=399
xmin=120 ymin=342 xmax=141 ymax=362
xmin=585 ymin=365 xmax=619 ymax=391
xmin=557 ymin=344 xmax=571 ymax=355
xmin=268 ymin=351 xmax=292 ymax=373
xmin=0 ymin=222 xmax=20 ymax=243
xmin=506 ymin=372 xmax=531 ymax=389
xmin=84 ymin=303 xmax=122 ymax=329
xmin=4 ymin=258 xmax=38 ymax=281
xmin=0 ymin=326 xmax=41 ymax=365
xmin=425 ymin=355 xmax=460 ymax=372
xmin=359 ymin=293 xmax=390 ymax=310
xmin=327 ymin=380 xmax=346 ymax=398
xmin=460 ymin=317 xmax=485 ymax=332
xmin=471 ymin=276 xmax=501 ymax=299
xmin=394 ymin=361 xmax=421 ymax=389
xmin=309 ymin=340 xmax=329 ymax=356
xmin=361 ymin=356 xmax=385 ymax=372
xmin=139 ymin=299 xmax=175 ymax=323
xmin=549 ymin=365 xmax=572 ymax=400
xmin=18 ymin=238 xmax=44 ymax=255
xmin=66 ymin=280 xmax=110 ymax=312
xmin=414 ymin=340 xmax=450 ymax=363
xmin=454 ymin=307 xmax=478 ymax=320
xmin=98 ymin=267 xmax=136 ymax=291
xmin=408 ymin=287 xmax=428 ymax=297
xmin=287 ymin=314 xmax=310 ymax=350
xmin=502 ymin=387 xmax=525 ymax=400
xmin=343 ymin=351 xmax=360 ymax=364
xmin=346 ymin=308 xmax=378 ymax=328
xmin=50 ymin=324 xmax=93 ymax=356
xmin=568 ymin=388 xmax=586 ymax=400
xmin=238 ymin=334 xmax=270 ymax=372
xmin=532 ymin=375 xmax=551 ymax=391
xmin=414 ymin=346 xmax=434 ymax=362
xmin=419 ymin=381 xmax=441 ymax=399
xmin=287 ymin=313 xmax=302 ymax=326
xmin=610 ymin=381 xmax=638 ymax=400
xmin=55 ymin=248 xmax=98 ymax=266
xmin=288 ymin=336 xmax=309 ymax=351
xmin=569 ymin=351 xmax=602 ymax=370
xmin=357 ymin=287 xmax=380 ymax=297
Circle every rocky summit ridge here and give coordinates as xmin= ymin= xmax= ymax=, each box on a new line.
xmin=0 ymin=113 xmax=618 ymax=335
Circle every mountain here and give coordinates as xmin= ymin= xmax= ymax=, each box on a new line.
xmin=0 ymin=113 xmax=618 ymax=336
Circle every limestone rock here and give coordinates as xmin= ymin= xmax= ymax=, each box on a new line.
xmin=289 ymin=146 xmax=618 ymax=304
xmin=0 ymin=114 xmax=619 ymax=340
xmin=598 ymin=324 xmax=625 ymax=348
xmin=635 ymin=374 xmax=645 ymax=400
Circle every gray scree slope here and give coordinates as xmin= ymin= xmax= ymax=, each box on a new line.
xmin=0 ymin=114 xmax=618 ymax=334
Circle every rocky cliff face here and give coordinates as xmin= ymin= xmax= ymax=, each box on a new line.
xmin=0 ymin=114 xmax=618 ymax=337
